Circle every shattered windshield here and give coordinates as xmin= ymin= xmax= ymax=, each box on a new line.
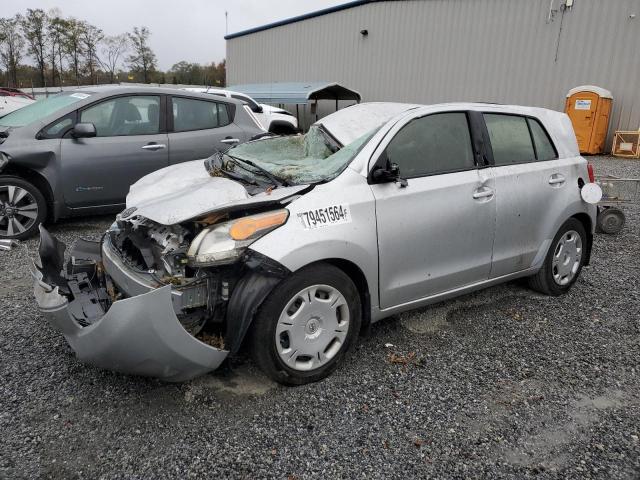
xmin=223 ymin=125 xmax=379 ymax=185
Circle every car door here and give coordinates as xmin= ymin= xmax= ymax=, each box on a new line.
xmin=167 ymin=96 xmax=246 ymax=164
xmin=370 ymin=111 xmax=496 ymax=309
xmin=61 ymin=94 xmax=168 ymax=208
xmin=483 ymin=112 xmax=565 ymax=278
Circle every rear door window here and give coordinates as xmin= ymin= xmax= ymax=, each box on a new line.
xmin=484 ymin=114 xmax=535 ymax=165
xmin=80 ymin=95 xmax=160 ymax=137
xmin=385 ymin=112 xmax=475 ymax=178
xmin=172 ymin=97 xmax=230 ymax=132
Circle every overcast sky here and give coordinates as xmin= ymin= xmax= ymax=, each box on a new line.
xmin=5 ymin=0 xmax=345 ymax=70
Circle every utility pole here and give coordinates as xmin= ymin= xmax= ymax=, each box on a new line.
xmin=225 ymin=11 xmax=228 ymax=35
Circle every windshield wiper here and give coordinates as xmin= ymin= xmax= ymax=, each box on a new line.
xmin=225 ymin=153 xmax=290 ymax=187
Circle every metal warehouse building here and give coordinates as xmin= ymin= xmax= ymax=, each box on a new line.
xmin=226 ymin=0 xmax=640 ymax=144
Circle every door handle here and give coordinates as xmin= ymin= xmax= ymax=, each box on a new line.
xmin=548 ymin=173 xmax=566 ymax=186
xmin=142 ymin=143 xmax=166 ymax=151
xmin=472 ymin=186 xmax=494 ymax=200
xmin=220 ymin=138 xmax=240 ymax=145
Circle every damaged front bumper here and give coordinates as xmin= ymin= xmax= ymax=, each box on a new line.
xmin=32 ymin=227 xmax=228 ymax=382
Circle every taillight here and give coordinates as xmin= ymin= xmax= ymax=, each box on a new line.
xmin=587 ymin=163 xmax=595 ymax=183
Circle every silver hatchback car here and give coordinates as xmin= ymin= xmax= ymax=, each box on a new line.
xmin=33 ymin=102 xmax=598 ymax=385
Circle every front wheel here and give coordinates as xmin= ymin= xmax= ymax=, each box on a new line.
xmin=249 ymin=264 xmax=361 ymax=385
xmin=528 ymin=218 xmax=587 ymax=296
xmin=0 ymin=176 xmax=47 ymax=240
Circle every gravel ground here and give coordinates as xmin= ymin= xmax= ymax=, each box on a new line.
xmin=1 ymin=156 xmax=639 ymax=479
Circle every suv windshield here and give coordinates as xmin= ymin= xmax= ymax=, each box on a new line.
xmin=225 ymin=125 xmax=379 ymax=185
xmin=0 ymin=92 xmax=91 ymax=128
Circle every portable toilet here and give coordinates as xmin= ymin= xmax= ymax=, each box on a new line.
xmin=565 ymin=85 xmax=613 ymax=155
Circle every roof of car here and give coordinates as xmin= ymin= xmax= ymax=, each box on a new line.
xmin=68 ymin=85 xmax=244 ymax=103
xmin=317 ymin=101 xmax=577 ymax=156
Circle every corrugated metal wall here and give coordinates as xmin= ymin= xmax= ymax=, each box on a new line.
xmin=227 ymin=0 xmax=640 ymax=145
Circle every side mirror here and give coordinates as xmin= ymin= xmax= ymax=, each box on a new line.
xmin=71 ymin=122 xmax=96 ymax=139
xmin=252 ymin=105 xmax=264 ymax=114
xmin=372 ymin=161 xmax=407 ymax=187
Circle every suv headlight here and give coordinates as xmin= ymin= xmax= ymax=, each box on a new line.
xmin=187 ymin=209 xmax=289 ymax=266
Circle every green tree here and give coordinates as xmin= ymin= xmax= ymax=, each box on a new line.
xmin=20 ymin=8 xmax=48 ymax=86
xmin=0 ymin=16 xmax=25 ymax=87
xmin=126 ymin=26 xmax=156 ymax=83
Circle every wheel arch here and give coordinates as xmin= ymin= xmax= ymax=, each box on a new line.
xmin=1 ymin=165 xmax=54 ymax=221
xmin=321 ymin=258 xmax=372 ymax=335
xmin=227 ymin=256 xmax=372 ymax=355
xmin=571 ymin=212 xmax=593 ymax=266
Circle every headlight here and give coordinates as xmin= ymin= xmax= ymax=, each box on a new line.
xmin=187 ymin=209 xmax=289 ymax=266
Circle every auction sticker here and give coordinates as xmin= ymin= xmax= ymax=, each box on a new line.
xmin=298 ymin=204 xmax=351 ymax=229
xmin=70 ymin=92 xmax=91 ymax=99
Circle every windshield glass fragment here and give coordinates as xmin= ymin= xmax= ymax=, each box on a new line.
xmin=222 ymin=125 xmax=379 ymax=185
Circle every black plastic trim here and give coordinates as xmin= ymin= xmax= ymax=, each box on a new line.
xmin=224 ymin=251 xmax=290 ymax=353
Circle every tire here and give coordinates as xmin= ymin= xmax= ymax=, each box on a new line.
xmin=528 ymin=218 xmax=587 ymax=296
xmin=597 ymin=207 xmax=625 ymax=235
xmin=249 ymin=263 xmax=362 ymax=386
xmin=0 ymin=176 xmax=47 ymax=240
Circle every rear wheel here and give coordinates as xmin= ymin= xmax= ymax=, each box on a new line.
xmin=0 ymin=176 xmax=47 ymax=240
xmin=528 ymin=218 xmax=587 ymax=296
xmin=250 ymin=264 xmax=361 ymax=385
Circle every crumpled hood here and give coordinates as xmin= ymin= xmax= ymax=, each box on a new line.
xmin=125 ymin=160 xmax=308 ymax=225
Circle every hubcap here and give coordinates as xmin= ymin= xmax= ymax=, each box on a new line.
xmin=552 ymin=230 xmax=582 ymax=286
xmin=275 ymin=284 xmax=350 ymax=372
xmin=0 ymin=185 xmax=39 ymax=237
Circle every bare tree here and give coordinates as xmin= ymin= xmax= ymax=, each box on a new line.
xmin=63 ymin=17 xmax=84 ymax=85
xmin=0 ymin=16 xmax=25 ymax=87
xmin=20 ymin=8 xmax=48 ymax=87
xmin=47 ymin=11 xmax=66 ymax=86
xmin=82 ymin=23 xmax=103 ymax=84
xmin=100 ymin=33 xmax=127 ymax=83
xmin=126 ymin=26 xmax=156 ymax=83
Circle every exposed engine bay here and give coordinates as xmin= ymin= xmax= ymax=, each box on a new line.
xmin=106 ymin=215 xmax=234 ymax=338
xmin=33 ymin=202 xmax=292 ymax=381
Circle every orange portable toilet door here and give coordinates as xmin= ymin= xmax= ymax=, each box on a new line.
xmin=566 ymin=91 xmax=599 ymax=153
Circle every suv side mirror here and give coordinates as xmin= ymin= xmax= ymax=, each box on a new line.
xmin=252 ymin=105 xmax=263 ymax=114
xmin=372 ymin=161 xmax=407 ymax=187
xmin=71 ymin=122 xmax=96 ymax=139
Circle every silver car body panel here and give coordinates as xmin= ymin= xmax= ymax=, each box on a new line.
xmin=124 ymin=159 xmax=309 ymax=224
xmin=32 ymin=101 xmax=597 ymax=381
xmin=253 ymin=102 xmax=596 ymax=323
xmin=316 ymin=102 xmax=420 ymax=146
xmin=33 ymin=272 xmax=228 ymax=382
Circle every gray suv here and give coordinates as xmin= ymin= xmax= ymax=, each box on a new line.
xmin=0 ymin=86 xmax=265 ymax=239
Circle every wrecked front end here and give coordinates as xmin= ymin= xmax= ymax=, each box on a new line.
xmin=33 ymin=207 xmax=290 ymax=381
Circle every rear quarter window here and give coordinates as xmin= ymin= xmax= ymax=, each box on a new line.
xmin=528 ymin=118 xmax=558 ymax=161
